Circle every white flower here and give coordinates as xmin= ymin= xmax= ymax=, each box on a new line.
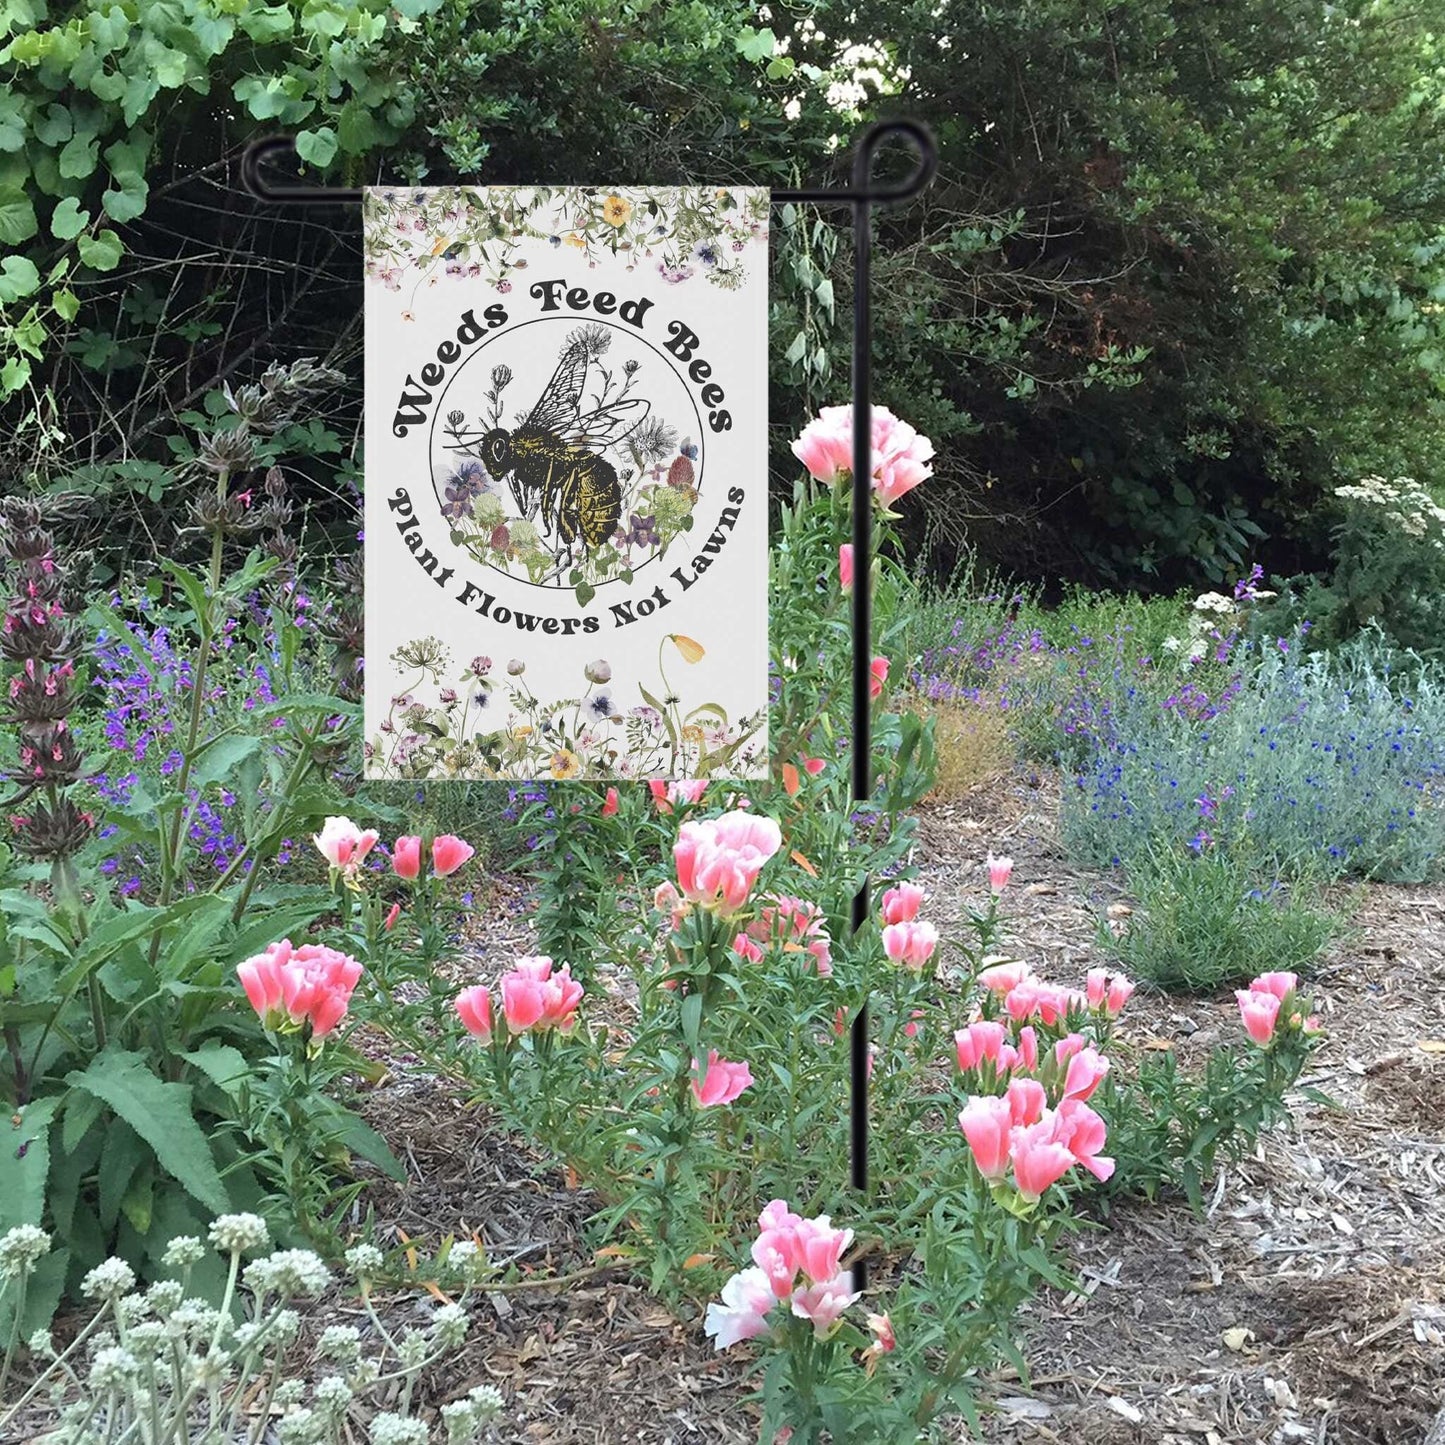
xmin=468 ymin=1384 xmax=504 ymax=1421
xmin=277 ymin=1406 xmax=323 ymax=1445
xmin=370 ymin=1414 xmax=429 ymax=1445
xmin=27 ymin=1328 xmax=54 ymax=1357
xmin=443 ymin=1240 xmax=489 ymax=1283
xmin=246 ymin=1249 xmax=330 ymax=1298
xmin=430 ymin=1302 xmax=469 ymax=1348
xmin=81 ymin=1258 xmax=136 ymax=1300
xmin=274 ymin=1379 xmax=307 ymax=1407
xmin=345 ymin=1243 xmax=386 ymax=1279
xmin=162 ymin=1235 xmax=206 ymax=1269
xmin=315 ymin=1375 xmax=354 ymax=1418
xmin=209 ymin=1213 xmax=270 ymax=1254
xmin=318 ymin=1324 xmax=363 ymax=1362
xmin=89 ymin=1346 xmax=139 ymax=1389
xmin=0 ymin=1225 xmax=52 ymax=1279
xmin=146 ymin=1280 xmax=184 ymax=1315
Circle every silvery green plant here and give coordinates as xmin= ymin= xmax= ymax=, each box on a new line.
xmin=0 ymin=1216 xmax=504 ymax=1444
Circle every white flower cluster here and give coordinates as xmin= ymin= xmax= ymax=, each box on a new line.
xmin=1335 ymin=474 xmax=1445 ymax=546
xmin=4 ymin=1219 xmax=503 ymax=1445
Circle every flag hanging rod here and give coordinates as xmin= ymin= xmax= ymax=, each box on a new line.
xmin=241 ymin=120 xmax=937 ymax=1295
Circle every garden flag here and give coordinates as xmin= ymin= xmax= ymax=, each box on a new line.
xmin=362 ymin=185 xmax=771 ymax=782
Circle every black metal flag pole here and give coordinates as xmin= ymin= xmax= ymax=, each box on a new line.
xmin=241 ymin=121 xmax=937 ymax=1292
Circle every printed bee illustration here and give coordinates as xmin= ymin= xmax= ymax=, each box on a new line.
xmin=471 ymin=333 xmax=652 ymax=567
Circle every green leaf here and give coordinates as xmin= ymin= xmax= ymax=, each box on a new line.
xmin=180 ymin=1043 xmax=250 ymax=1102
xmin=0 ymin=255 xmax=40 ymax=303
xmin=101 ymin=173 xmax=148 ymax=224
xmin=0 ymin=1096 xmax=60 ymax=1232
xmin=98 ymin=1121 xmax=147 ymax=1229
xmin=0 ymin=186 xmax=38 ymax=245
xmin=33 ymin=104 xmax=72 ymax=147
xmin=736 ymin=25 xmax=776 ymax=61
xmin=57 ymin=132 xmax=99 ymax=179
xmin=78 ymin=228 xmax=123 ymax=271
xmin=66 ymin=1048 xmax=231 ymax=1215
xmin=321 ymin=1106 xmax=407 ymax=1181
xmin=239 ymin=3 xmax=294 ymax=41
xmin=50 ymin=195 xmax=87 ymax=240
xmin=52 ymin=286 xmax=79 ymax=321
xmin=189 ymin=733 xmax=261 ymax=789
xmin=295 ymin=127 xmax=338 ymax=168
xmin=0 ymin=357 xmax=31 ymax=393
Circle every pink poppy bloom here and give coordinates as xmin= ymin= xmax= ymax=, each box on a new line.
xmin=455 ymin=985 xmax=493 ymax=1043
xmin=954 ymin=1019 xmax=1008 ymax=1073
xmin=499 ymin=956 xmax=584 ymax=1034
xmin=1251 ymin=971 xmax=1298 ymax=1001
xmin=1006 ymin=1076 xmax=1048 ymax=1128
xmin=749 ymin=894 xmax=833 ymax=975
xmin=1051 ymin=1099 xmax=1115 ymax=1182
xmin=958 ymin=1095 xmax=1013 ymax=1180
xmin=1236 ymin=988 xmax=1282 ymax=1045
xmin=654 ymin=880 xmax=688 ymax=931
xmin=880 ymin=881 xmax=926 ymax=925
xmin=976 ymin=960 xmax=1031 ymax=995
xmin=986 ymin=852 xmax=1014 ymax=894
xmin=390 ymin=835 xmax=422 ymax=880
xmin=839 ymin=543 xmax=854 ymax=594
xmin=752 ymin=1227 xmax=803 ymax=1300
xmin=648 ymin=778 xmax=708 ymax=814
xmin=601 ymin=787 xmax=620 ymax=817
xmin=691 ymin=1051 xmax=753 ymax=1107
xmin=1009 ymin=1123 xmax=1077 ymax=1202
xmin=882 ymin=919 xmax=938 ymax=970
xmin=790 ymin=1273 xmax=860 ymax=1338
xmin=792 ymin=1216 xmax=853 ymax=1285
xmin=704 ymin=1267 xmax=776 ymax=1351
xmin=432 ymin=834 xmax=473 ymax=877
xmin=790 ymin=410 xmax=854 ymax=483
xmin=237 ymin=939 xmax=362 ymax=1040
xmin=867 ymin=1311 xmax=896 ymax=1353
xmin=313 ymin=816 xmax=380 ymax=872
xmin=869 ymin=656 xmax=889 ymax=701
xmin=674 ymin=811 xmax=783 ymax=917
xmin=732 ymin=932 xmax=765 ymax=964
xmin=1060 ymin=1046 xmax=1110 ymax=1103
xmin=1016 ymin=1025 xmax=1039 ymax=1073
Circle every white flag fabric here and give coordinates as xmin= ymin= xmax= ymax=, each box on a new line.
xmin=362 ymin=186 xmax=770 ymax=782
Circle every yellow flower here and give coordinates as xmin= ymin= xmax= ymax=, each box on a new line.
xmin=602 ymin=195 xmax=633 ymax=227
xmin=563 ymin=232 xmax=586 ymax=248
xmin=669 ymin=634 xmax=706 ymax=664
xmin=682 ymin=724 xmax=705 ymax=744
xmin=550 ymin=748 xmax=582 ymax=780
xmin=512 ymin=725 xmax=533 ymax=738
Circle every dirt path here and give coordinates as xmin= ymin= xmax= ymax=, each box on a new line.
xmin=353 ymin=777 xmax=1445 ymax=1443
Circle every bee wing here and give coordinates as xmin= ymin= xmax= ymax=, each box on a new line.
xmin=565 ymin=397 xmax=652 ymax=452
xmin=523 ymin=343 xmax=589 ymax=433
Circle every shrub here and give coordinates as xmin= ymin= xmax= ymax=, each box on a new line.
xmin=1099 ymin=847 xmax=1346 ymax=993
xmin=1060 ymin=635 xmax=1445 ymax=882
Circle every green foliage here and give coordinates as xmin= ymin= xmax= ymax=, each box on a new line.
xmin=1099 ymin=847 xmax=1345 ymax=993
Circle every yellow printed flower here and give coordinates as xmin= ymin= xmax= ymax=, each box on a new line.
xmin=602 ymin=195 xmax=633 ymax=227
xmin=550 ymin=748 xmax=583 ymax=780
xmin=670 ymin=634 xmax=706 ymax=664
xmin=512 ymin=725 xmax=533 ymax=738
xmin=563 ymin=232 xmax=586 ymax=249
xmin=682 ymin=724 xmax=706 ymax=745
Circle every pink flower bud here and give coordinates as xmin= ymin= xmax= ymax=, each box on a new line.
xmin=986 ymin=852 xmax=1013 ymax=894
xmin=432 ymin=834 xmax=474 ymax=877
xmin=455 ymin=985 xmax=493 ymax=1043
xmin=959 ymin=1095 xmax=1013 ymax=1180
xmin=391 ymin=835 xmax=422 ymax=881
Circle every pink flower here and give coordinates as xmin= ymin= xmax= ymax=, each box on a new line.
xmin=691 ymin=1051 xmax=754 ymax=1107
xmin=976 ymin=960 xmax=1031 ymax=994
xmin=792 ymin=1216 xmax=853 ymax=1284
xmin=904 ymin=1007 xmax=925 ymax=1039
xmin=802 ymin=756 xmax=826 ymax=776
xmin=790 ymin=1274 xmax=860 ymax=1338
xmin=1051 ymin=1099 xmax=1115 ymax=1182
xmin=383 ymin=902 xmax=401 ymax=931
xmin=867 ymin=1311 xmax=896 ymax=1354
xmin=432 ymin=834 xmax=474 ymax=877
xmin=674 ymin=811 xmax=783 ymax=917
xmin=986 ymin=852 xmax=1013 ymax=894
xmin=954 ymin=1020 xmax=1008 ymax=1073
xmin=648 ymin=779 xmax=708 ymax=814
xmin=880 ymin=881 xmax=926 ymax=925
xmin=704 ymin=1267 xmax=776 ymax=1350
xmin=455 ymin=985 xmax=493 ymax=1043
xmin=1006 ymin=1076 xmax=1048 ymax=1127
xmin=959 ymin=1095 xmax=1013 ymax=1180
xmin=237 ymin=939 xmax=362 ymax=1040
xmin=499 ymin=956 xmax=584 ymax=1034
xmin=313 ymin=816 xmax=379 ymax=872
xmin=654 ymin=880 xmax=688 ymax=931
xmin=601 ymin=787 xmax=620 ymax=817
xmin=1016 ymin=1025 xmax=1039 ymax=1073
xmin=749 ymin=894 xmax=833 ymax=975
xmin=1236 ymin=988 xmax=1282 ymax=1045
xmin=390 ymin=835 xmax=422 ymax=880
xmin=1086 ymin=968 xmax=1136 ymax=1016
xmin=752 ymin=1227 xmax=803 ymax=1299
xmin=1060 ymin=1046 xmax=1110 ymax=1103
xmin=1009 ymin=1123 xmax=1077 ymax=1202
xmin=732 ymin=932 xmax=765 ymax=964
xmin=869 ymin=656 xmax=889 ymax=701
xmin=1251 ymin=971 xmax=1298 ymax=1001
xmin=790 ymin=411 xmax=855 ymax=483
xmin=882 ymin=919 xmax=938 ymax=970
xmin=759 ymin=1199 xmax=804 ymax=1233
xmin=789 ymin=405 xmax=934 ymax=507
xmin=839 ymin=543 xmax=854 ymax=594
